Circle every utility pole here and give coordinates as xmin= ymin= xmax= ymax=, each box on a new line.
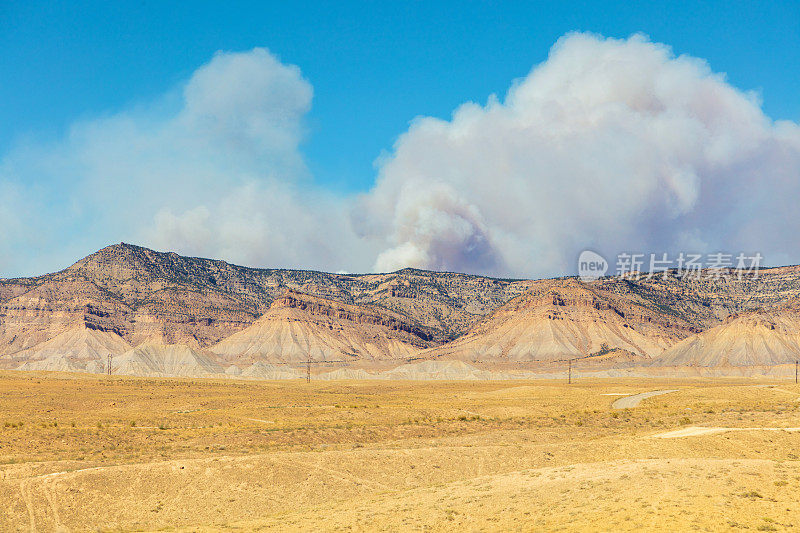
xmin=568 ymin=359 xmax=572 ymax=385
xmin=107 ymin=354 xmax=113 ymax=376
xmin=795 ymin=360 xmax=798 ymax=384
xmin=296 ymin=358 xmax=347 ymax=383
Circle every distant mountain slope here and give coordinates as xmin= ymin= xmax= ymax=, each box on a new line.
xmin=650 ymin=308 xmax=800 ymax=368
xmin=0 ymin=243 xmax=538 ymax=355
xmin=112 ymin=343 xmax=223 ymax=377
xmin=0 ymin=325 xmax=131 ymax=365
xmin=421 ymin=279 xmax=697 ymax=362
xmin=594 ymin=267 xmax=800 ymax=329
xmin=3 ymin=243 xmax=800 ymax=376
xmin=211 ymin=290 xmax=435 ymax=364
xmin=2 ymin=326 xmax=131 ymax=371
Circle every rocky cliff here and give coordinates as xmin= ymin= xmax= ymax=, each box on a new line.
xmin=211 ymin=290 xmax=436 ymax=364
xmin=420 ymin=278 xmax=697 ymax=362
xmin=0 ymin=243 xmax=536 ymax=359
xmin=649 ymin=308 xmax=800 ymax=368
xmin=3 ymin=243 xmax=800 ymax=376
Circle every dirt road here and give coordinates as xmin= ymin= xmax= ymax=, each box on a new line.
xmin=612 ymin=389 xmax=678 ymax=409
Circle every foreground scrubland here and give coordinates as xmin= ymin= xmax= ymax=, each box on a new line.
xmin=2 ymin=371 xmax=800 ymax=531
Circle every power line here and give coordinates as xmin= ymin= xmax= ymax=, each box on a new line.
xmin=305 ymin=357 xmax=348 ymax=382
xmin=254 ymin=357 xmax=350 ymax=382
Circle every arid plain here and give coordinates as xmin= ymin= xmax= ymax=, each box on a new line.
xmin=2 ymin=371 xmax=800 ymax=531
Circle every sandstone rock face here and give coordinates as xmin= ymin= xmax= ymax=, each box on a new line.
xmin=239 ymin=362 xmax=303 ymax=380
xmin=592 ymin=268 xmax=800 ymax=329
xmin=0 ymin=243 xmax=537 ymax=361
xmin=383 ymin=360 xmax=496 ymax=380
xmin=17 ymin=354 xmax=87 ymax=373
xmin=4 ymin=243 xmax=800 ymax=378
xmin=111 ymin=343 xmax=223 ymax=377
xmin=421 ymin=279 xmax=697 ymax=362
xmin=650 ymin=309 xmax=800 ymax=368
xmin=4 ymin=326 xmax=131 ymax=371
xmin=211 ymin=290 xmax=435 ymax=364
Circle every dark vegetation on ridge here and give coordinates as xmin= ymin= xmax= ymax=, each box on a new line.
xmin=1 ymin=243 xmax=800 ymax=361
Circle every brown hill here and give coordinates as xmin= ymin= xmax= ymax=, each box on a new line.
xmin=421 ymin=279 xmax=697 ymax=362
xmin=0 ymin=243 xmax=538 ymax=358
xmin=112 ymin=343 xmax=224 ymax=377
xmin=593 ymin=267 xmax=800 ymax=329
xmin=4 ymin=326 xmax=131 ymax=372
xmin=211 ymin=290 xmax=435 ymax=364
xmin=4 ymin=243 xmax=800 ymax=377
xmin=649 ymin=308 xmax=800 ymax=368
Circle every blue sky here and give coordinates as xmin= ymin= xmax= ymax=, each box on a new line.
xmin=1 ymin=1 xmax=799 ymax=278
xmin=3 ymin=1 xmax=798 ymax=191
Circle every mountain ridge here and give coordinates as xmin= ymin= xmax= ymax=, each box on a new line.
xmin=0 ymin=242 xmax=540 ymax=355
xmin=3 ymin=243 xmax=800 ymax=377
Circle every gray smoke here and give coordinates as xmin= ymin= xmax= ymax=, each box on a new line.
xmin=0 ymin=33 xmax=798 ymax=278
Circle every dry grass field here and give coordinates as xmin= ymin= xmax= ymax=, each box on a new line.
xmin=2 ymin=372 xmax=800 ymax=531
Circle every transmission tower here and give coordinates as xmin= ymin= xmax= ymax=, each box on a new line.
xmin=297 ymin=357 xmax=347 ymax=382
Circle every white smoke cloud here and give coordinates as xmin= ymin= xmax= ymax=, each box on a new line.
xmin=1 ymin=33 xmax=798 ymax=279
xmin=360 ymin=32 xmax=800 ymax=276
xmin=0 ymin=47 xmax=370 ymax=275
xmin=149 ymin=181 xmax=367 ymax=271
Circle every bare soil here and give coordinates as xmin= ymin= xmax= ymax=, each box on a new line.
xmin=1 ymin=371 xmax=800 ymax=531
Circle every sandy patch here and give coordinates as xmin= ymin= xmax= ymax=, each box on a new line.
xmin=651 ymin=426 xmax=800 ymax=438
